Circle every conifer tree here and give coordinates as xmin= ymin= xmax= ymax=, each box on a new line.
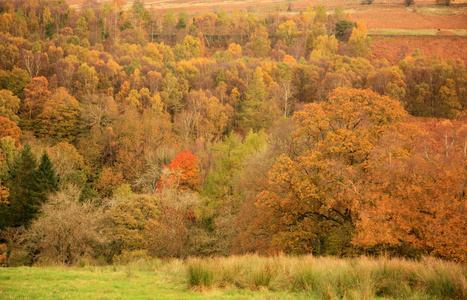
xmin=0 ymin=145 xmax=37 ymax=228
xmin=29 ymin=152 xmax=59 ymax=205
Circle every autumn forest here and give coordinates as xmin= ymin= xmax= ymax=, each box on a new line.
xmin=0 ymin=0 xmax=466 ymax=269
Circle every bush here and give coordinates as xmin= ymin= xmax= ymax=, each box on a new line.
xmin=0 ymin=243 xmax=6 ymax=267
xmin=335 ymin=20 xmax=356 ymax=41
xmin=146 ymin=183 xmax=200 ymax=258
xmin=0 ymin=227 xmax=30 ymax=267
xmin=113 ymin=250 xmax=151 ymax=265
xmin=25 ymin=185 xmax=108 ymax=265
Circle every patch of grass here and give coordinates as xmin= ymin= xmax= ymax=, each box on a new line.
xmin=1 ymin=255 xmax=466 ymax=299
xmin=414 ymin=6 xmax=462 ymax=16
xmin=368 ymin=28 xmax=467 ymax=36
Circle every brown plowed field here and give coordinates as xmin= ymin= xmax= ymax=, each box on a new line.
xmin=371 ymin=36 xmax=467 ymax=63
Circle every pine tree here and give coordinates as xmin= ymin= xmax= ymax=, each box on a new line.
xmin=29 ymin=152 xmax=58 ymax=205
xmin=0 ymin=145 xmax=37 ymax=228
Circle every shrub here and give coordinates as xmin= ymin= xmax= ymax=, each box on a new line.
xmin=146 ymin=183 xmax=200 ymax=258
xmin=25 ymin=185 xmax=108 ymax=265
xmin=0 ymin=243 xmax=6 ymax=267
xmin=335 ymin=20 xmax=356 ymax=41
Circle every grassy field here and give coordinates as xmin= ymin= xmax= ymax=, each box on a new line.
xmin=368 ymin=28 xmax=467 ymax=36
xmin=1 ymin=255 xmax=466 ymax=299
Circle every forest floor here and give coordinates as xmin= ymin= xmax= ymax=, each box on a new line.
xmin=1 ymin=255 xmax=466 ymax=299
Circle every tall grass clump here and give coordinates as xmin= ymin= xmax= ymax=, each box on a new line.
xmin=183 ymin=254 xmax=467 ymax=298
xmin=252 ymin=262 xmax=275 ymax=289
xmin=185 ymin=254 xmax=294 ymax=290
xmin=187 ymin=258 xmax=215 ymax=289
xmin=415 ymin=257 xmax=467 ymax=299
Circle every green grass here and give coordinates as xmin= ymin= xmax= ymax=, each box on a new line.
xmin=0 ymin=259 xmax=298 ymax=299
xmin=1 ymin=255 xmax=466 ymax=299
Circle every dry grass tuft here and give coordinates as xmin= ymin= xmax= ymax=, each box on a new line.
xmin=183 ymin=254 xmax=467 ymax=298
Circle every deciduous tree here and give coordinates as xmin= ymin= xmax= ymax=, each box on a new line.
xmin=276 ymin=20 xmax=301 ymax=47
xmin=35 ymin=87 xmax=80 ymax=142
xmin=159 ymin=150 xmax=201 ymax=192
xmin=255 ymin=88 xmax=407 ymax=254
xmin=356 ymin=119 xmax=467 ymax=262
xmin=104 ymin=194 xmax=159 ymax=255
xmin=0 ymin=117 xmax=21 ymax=145
xmin=0 ymin=89 xmax=20 ymax=123
xmin=21 ymin=77 xmax=51 ymax=121
xmin=349 ymin=20 xmax=371 ymax=59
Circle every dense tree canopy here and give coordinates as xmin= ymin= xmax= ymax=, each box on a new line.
xmin=0 ymin=0 xmax=465 ymax=265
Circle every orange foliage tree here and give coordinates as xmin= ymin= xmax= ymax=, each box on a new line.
xmin=255 ymin=88 xmax=407 ymax=254
xmin=96 ymin=167 xmax=126 ymax=198
xmin=20 ymin=76 xmax=51 ymax=133
xmin=356 ymin=119 xmax=467 ymax=262
xmin=0 ymin=117 xmax=22 ymax=146
xmin=35 ymin=87 xmax=80 ymax=142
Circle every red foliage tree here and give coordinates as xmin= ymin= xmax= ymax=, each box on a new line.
xmin=158 ymin=150 xmax=201 ymax=192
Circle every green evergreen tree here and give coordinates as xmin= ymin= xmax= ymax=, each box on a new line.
xmin=0 ymin=145 xmax=37 ymax=228
xmin=177 ymin=10 xmax=188 ymax=29
xmin=29 ymin=152 xmax=58 ymax=205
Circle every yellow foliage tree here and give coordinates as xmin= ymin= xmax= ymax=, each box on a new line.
xmin=349 ymin=20 xmax=371 ymax=58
